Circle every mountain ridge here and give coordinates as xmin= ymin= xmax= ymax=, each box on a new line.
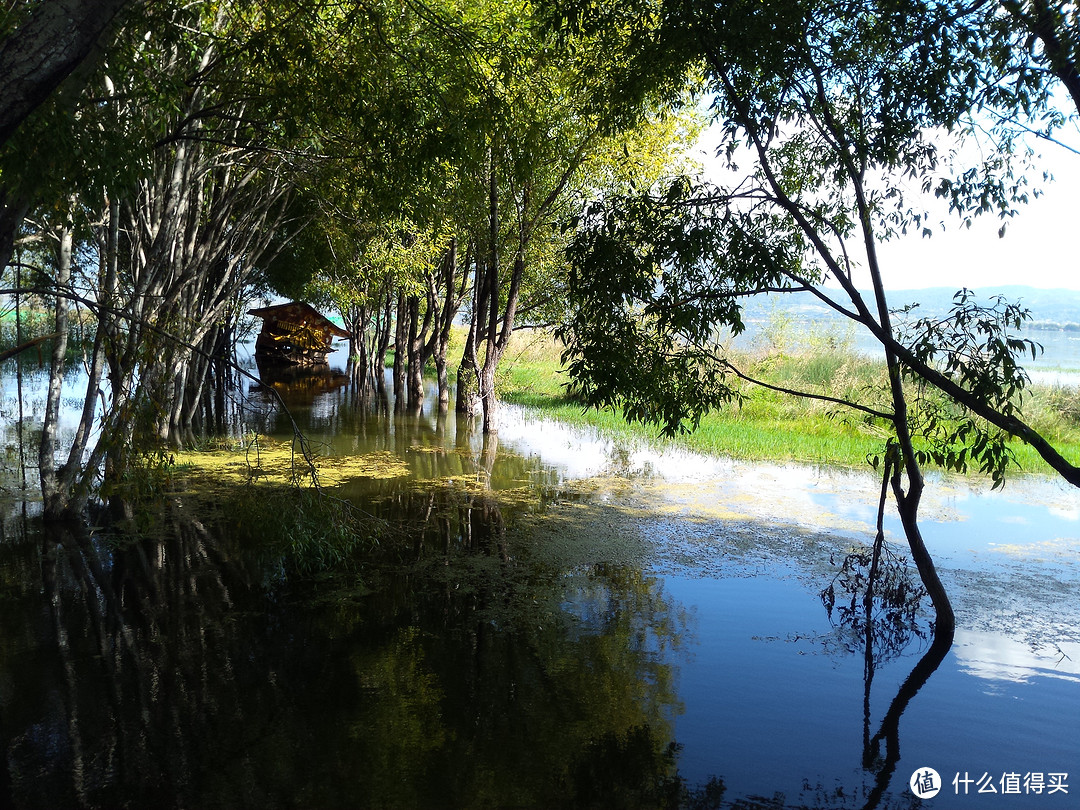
xmin=741 ymin=285 xmax=1080 ymax=329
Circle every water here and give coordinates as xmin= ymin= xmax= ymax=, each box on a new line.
xmin=0 ymin=347 xmax=1078 ymax=809
xmin=495 ymin=406 xmax=1080 ymax=807
xmin=734 ymin=290 xmax=1080 ymax=386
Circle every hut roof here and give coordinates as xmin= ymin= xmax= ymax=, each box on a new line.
xmin=247 ymin=301 xmax=350 ymax=339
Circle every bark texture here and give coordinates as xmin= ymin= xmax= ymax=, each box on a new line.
xmin=0 ymin=0 xmax=133 ymax=145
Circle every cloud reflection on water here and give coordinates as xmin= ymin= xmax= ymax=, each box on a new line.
xmin=953 ymin=630 xmax=1080 ymax=684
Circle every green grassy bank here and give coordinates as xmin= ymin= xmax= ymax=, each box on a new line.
xmin=493 ymin=330 xmax=1080 ymax=479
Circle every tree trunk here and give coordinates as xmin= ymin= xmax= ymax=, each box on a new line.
xmin=0 ymin=0 xmax=133 ymax=146
xmin=892 ymin=476 xmax=956 ymax=637
xmin=393 ymin=290 xmax=407 ymax=411
xmin=480 ymin=358 xmax=498 ymax=433
xmin=457 ymin=350 xmax=479 ymax=418
xmin=406 ymin=294 xmax=424 ymax=410
xmin=480 ymin=146 xmax=501 ymax=434
xmin=457 ymin=242 xmax=485 ymax=420
xmin=40 ymin=220 xmax=73 ymax=520
xmin=375 ymin=287 xmax=393 ymax=390
xmin=865 ymin=216 xmax=956 ymax=637
xmin=55 ymin=196 xmax=118 ymax=515
xmin=434 ymin=237 xmax=461 ymax=412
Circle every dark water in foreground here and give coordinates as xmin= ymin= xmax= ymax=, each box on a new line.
xmin=0 ymin=352 xmax=1078 ymax=809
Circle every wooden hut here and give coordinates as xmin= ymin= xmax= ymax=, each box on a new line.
xmin=248 ymin=302 xmax=350 ymax=366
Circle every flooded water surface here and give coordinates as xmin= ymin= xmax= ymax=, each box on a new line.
xmin=1 ymin=350 xmax=1078 ymax=809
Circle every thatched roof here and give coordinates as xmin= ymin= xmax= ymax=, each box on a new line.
xmin=247 ymin=301 xmax=350 ymax=339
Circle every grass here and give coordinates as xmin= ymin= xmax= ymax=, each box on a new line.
xmin=493 ymin=329 xmax=1080 ymax=479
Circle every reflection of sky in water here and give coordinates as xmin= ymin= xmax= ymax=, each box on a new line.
xmin=498 ymin=401 xmax=1080 ymax=805
xmin=657 ymin=573 xmax=1080 ymax=805
xmin=952 ymin=631 xmax=1080 ymax=685
xmin=499 ymin=401 xmax=1080 ymax=565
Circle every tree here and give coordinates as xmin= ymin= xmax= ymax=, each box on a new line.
xmin=4 ymin=0 xmax=324 ymax=519
xmin=247 ymin=0 xmax=700 ymax=433
xmin=445 ymin=0 xmax=705 ymax=433
xmin=556 ymin=0 xmax=1080 ymax=637
xmin=1002 ymin=0 xmax=1080 ymax=114
xmin=0 ymin=0 xmax=134 ymax=146
xmin=0 ymin=0 xmax=136 ymax=273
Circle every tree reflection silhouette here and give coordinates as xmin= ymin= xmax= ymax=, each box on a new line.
xmin=672 ymin=534 xmax=951 ymax=809
xmin=0 ymin=455 xmax=689 ymax=808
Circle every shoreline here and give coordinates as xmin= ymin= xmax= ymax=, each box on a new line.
xmin=495 ymin=333 xmax=1080 ymax=482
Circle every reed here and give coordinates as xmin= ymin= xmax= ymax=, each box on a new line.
xmin=495 ymin=330 xmax=1080 ymax=476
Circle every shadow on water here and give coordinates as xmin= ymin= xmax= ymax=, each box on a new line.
xmin=0 ymin=461 xmax=690 ymax=808
xmin=0 ymin=357 xmax=1056 ymax=809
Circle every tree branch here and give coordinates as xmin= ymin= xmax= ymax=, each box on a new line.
xmin=708 ymin=351 xmax=894 ymax=422
xmin=0 ymin=332 xmax=62 ymax=363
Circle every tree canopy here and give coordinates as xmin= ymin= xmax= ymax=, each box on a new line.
xmin=553 ymin=0 xmax=1080 ymax=634
xmin=2 ymin=0 xmax=1078 ymax=531
xmin=0 ymin=0 xmax=701 ymax=517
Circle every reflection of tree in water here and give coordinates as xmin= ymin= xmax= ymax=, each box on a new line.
xmin=328 ymin=562 xmax=687 ymax=808
xmin=676 ymin=532 xmax=945 ymax=810
xmin=820 ymin=542 xmax=928 ymax=665
xmin=0 ymin=451 xmax=690 ymax=809
xmin=293 ymin=429 xmax=690 ymax=807
xmin=0 ymin=511 xmax=293 ymax=808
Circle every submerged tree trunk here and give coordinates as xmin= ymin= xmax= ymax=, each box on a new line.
xmin=456 ymin=333 xmax=480 ymax=419
xmin=39 ymin=219 xmax=73 ymax=520
xmin=479 ymin=147 xmax=501 ymax=434
xmin=393 ymin=290 xmax=407 ymax=411
xmin=350 ymin=303 xmax=372 ymax=387
xmin=478 ymin=249 xmax=525 ymax=435
xmin=891 ymin=474 xmax=955 ymax=636
xmin=37 ymin=203 xmax=115 ymax=521
xmin=471 ymin=147 xmax=529 ymax=435
xmin=406 ymin=294 xmax=424 ymax=411
xmin=33 ymin=31 xmax=291 ymax=516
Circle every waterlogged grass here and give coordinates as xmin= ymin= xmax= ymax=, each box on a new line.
xmin=171 ymin=437 xmax=412 ymax=494
xmin=165 ymin=438 xmax=407 ymax=575
xmin=505 ymin=386 xmax=891 ymax=468
xmin=495 ymin=334 xmax=888 ymax=466
xmin=496 ymin=331 xmax=1080 ymax=478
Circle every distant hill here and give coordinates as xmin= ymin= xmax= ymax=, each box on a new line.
xmin=738 ymin=285 xmax=1080 ymax=331
xmin=733 ymin=285 xmax=1080 ymax=372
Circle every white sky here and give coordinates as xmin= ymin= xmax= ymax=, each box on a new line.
xmin=692 ymin=128 xmax=1080 ymax=293
xmin=874 ymin=146 xmax=1080 ymax=292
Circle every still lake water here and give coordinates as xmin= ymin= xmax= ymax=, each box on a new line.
xmin=0 ymin=345 xmax=1078 ymax=809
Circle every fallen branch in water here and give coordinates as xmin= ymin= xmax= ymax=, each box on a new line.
xmin=0 ymin=331 xmax=61 ymax=363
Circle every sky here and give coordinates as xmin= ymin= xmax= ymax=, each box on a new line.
xmin=874 ymin=146 xmax=1080 ymax=292
xmin=692 ymin=127 xmax=1080 ymax=293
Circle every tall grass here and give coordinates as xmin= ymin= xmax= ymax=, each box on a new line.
xmin=494 ymin=329 xmax=1080 ymax=477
